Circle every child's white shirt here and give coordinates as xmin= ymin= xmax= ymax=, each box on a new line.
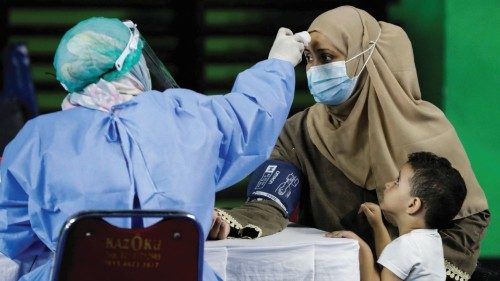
xmin=377 ymin=229 xmax=445 ymax=280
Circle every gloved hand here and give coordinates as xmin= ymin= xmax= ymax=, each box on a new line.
xmin=268 ymin=28 xmax=311 ymax=66
xmin=294 ymin=31 xmax=311 ymax=48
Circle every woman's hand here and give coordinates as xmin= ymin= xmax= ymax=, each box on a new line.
xmin=208 ymin=210 xmax=230 ymax=240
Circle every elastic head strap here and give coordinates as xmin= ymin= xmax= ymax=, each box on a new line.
xmin=345 ymin=29 xmax=382 ymax=73
xmin=115 ymin=20 xmax=140 ymax=71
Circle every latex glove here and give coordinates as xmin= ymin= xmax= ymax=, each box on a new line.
xmin=268 ymin=28 xmax=310 ymax=66
xmin=294 ymin=31 xmax=311 ymax=48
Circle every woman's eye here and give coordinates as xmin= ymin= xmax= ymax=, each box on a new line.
xmin=321 ymin=53 xmax=333 ymax=62
xmin=304 ymin=54 xmax=313 ymax=63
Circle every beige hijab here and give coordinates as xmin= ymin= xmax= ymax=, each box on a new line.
xmin=306 ymin=6 xmax=487 ymax=218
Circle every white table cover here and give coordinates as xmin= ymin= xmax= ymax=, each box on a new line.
xmin=205 ymin=226 xmax=360 ymax=281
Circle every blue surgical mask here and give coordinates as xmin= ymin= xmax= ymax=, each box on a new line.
xmin=306 ymin=30 xmax=381 ymax=105
xmin=307 ymin=61 xmax=357 ymax=105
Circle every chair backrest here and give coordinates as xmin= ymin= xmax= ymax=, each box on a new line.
xmin=51 ymin=210 xmax=204 ymax=281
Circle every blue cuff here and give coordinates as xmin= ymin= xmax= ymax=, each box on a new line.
xmin=246 ymin=160 xmax=301 ymax=217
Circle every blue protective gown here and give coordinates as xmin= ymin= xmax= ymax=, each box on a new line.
xmin=0 ymin=59 xmax=294 ymax=280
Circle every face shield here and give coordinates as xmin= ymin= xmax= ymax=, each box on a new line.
xmin=119 ymin=20 xmax=178 ymax=91
xmin=140 ymin=37 xmax=178 ymax=91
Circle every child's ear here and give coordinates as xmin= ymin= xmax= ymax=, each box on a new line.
xmin=407 ymin=197 xmax=422 ymax=215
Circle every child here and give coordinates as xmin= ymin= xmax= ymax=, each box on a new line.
xmin=327 ymin=152 xmax=467 ymax=281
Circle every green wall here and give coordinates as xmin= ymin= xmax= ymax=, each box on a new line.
xmin=389 ymin=0 xmax=444 ymax=107
xmin=390 ymin=0 xmax=500 ymax=257
xmin=444 ymin=0 xmax=500 ymax=257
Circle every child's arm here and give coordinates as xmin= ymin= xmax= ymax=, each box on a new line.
xmin=326 ymin=230 xmax=381 ymax=281
xmin=359 ymin=202 xmax=392 ymax=257
xmin=327 ymin=230 xmax=404 ymax=281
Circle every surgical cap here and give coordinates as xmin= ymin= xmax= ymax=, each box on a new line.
xmin=54 ymin=17 xmax=144 ymax=93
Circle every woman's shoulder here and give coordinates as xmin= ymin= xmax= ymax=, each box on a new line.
xmin=284 ymin=106 xmax=313 ymax=132
xmin=274 ymin=106 xmax=316 ymax=156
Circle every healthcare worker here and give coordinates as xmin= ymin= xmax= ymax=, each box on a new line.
xmin=0 ymin=17 xmax=310 ymax=280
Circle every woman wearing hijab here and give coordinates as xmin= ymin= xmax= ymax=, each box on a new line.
xmin=209 ymin=6 xmax=489 ymax=281
xmin=0 ymin=17 xmax=310 ymax=280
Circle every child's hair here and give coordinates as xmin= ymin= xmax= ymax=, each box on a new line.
xmin=407 ymin=152 xmax=467 ymax=229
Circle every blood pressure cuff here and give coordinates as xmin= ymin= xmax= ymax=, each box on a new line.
xmin=246 ymin=159 xmax=301 ymax=217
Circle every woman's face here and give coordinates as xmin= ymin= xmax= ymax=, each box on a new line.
xmin=304 ymin=31 xmax=346 ymax=71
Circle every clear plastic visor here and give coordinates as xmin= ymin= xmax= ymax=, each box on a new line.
xmin=141 ymin=37 xmax=178 ymax=91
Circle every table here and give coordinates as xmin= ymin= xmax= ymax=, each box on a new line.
xmin=0 ymin=225 xmax=360 ymax=281
xmin=205 ymin=225 xmax=360 ymax=281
